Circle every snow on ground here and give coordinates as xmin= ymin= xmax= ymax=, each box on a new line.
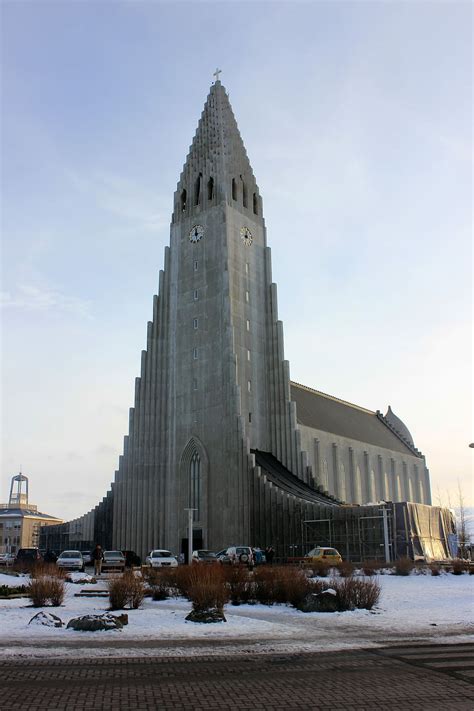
xmin=0 ymin=570 xmax=472 ymax=659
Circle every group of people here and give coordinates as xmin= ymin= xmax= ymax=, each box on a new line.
xmin=252 ymin=546 xmax=274 ymax=565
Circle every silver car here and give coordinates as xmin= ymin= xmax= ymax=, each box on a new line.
xmin=56 ymin=550 xmax=85 ymax=572
xmin=145 ymin=550 xmax=178 ymax=568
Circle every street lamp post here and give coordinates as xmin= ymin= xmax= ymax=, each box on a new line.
xmin=184 ymin=508 xmax=197 ymax=565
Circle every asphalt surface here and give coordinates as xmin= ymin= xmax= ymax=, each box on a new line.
xmin=1 ymin=643 xmax=473 ymax=710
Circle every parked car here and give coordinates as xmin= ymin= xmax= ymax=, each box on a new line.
xmin=102 ymin=550 xmax=126 ymax=572
xmin=145 ymin=550 xmax=178 ymax=568
xmin=0 ymin=552 xmax=15 ymax=566
xmin=15 ymin=548 xmax=42 ymax=566
xmin=217 ymin=546 xmax=253 ymax=565
xmin=304 ymin=547 xmax=342 ymax=564
xmin=56 ymin=550 xmax=85 ymax=572
xmin=81 ymin=551 xmax=92 ymax=565
xmin=122 ymin=550 xmax=141 ymax=568
xmin=192 ymin=550 xmax=218 ymax=563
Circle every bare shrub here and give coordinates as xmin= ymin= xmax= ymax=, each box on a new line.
xmin=279 ymin=568 xmax=313 ymax=607
xmin=451 ymin=559 xmax=467 ymax=575
xmin=337 ymin=560 xmax=355 ymax=578
xmin=429 ymin=563 xmax=441 ymax=576
xmin=253 ymin=566 xmax=278 ymax=605
xmin=30 ymin=563 xmax=66 ymax=580
xmin=48 ymin=578 xmax=65 ymax=606
xmin=108 ymin=571 xmax=145 ymax=610
xmin=27 ymin=578 xmax=52 ymax=607
xmin=184 ymin=564 xmax=229 ymax=612
xmin=333 ymin=577 xmax=381 ymax=611
xmin=223 ymin=565 xmax=253 ymax=605
xmin=394 ymin=557 xmax=414 ymax=576
xmin=310 ymin=560 xmax=331 ymax=578
xmin=361 ymin=560 xmax=382 ymax=576
xmin=145 ymin=569 xmax=170 ymax=601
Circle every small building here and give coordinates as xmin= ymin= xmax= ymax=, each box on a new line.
xmin=0 ymin=473 xmax=62 ymax=553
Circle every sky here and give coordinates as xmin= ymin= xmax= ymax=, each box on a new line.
xmin=1 ymin=0 xmax=472 ymax=520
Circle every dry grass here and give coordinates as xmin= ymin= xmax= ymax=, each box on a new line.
xmin=394 ymin=557 xmax=414 ymax=576
xmin=108 ymin=571 xmax=145 ymax=610
xmin=222 ymin=565 xmax=253 ymax=605
xmin=336 ymin=560 xmax=355 ymax=578
xmin=451 ymin=559 xmax=468 ymax=575
xmin=332 ymin=577 xmax=381 ymax=611
xmin=361 ymin=560 xmax=383 ymax=576
xmin=182 ymin=564 xmax=229 ymax=612
xmin=27 ymin=576 xmax=65 ymax=607
xmin=30 ymin=563 xmax=66 ymax=580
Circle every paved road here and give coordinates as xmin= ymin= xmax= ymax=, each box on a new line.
xmin=1 ymin=643 xmax=473 ymax=710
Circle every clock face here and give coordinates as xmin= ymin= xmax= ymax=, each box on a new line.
xmin=240 ymin=226 xmax=253 ymax=246
xmin=189 ymin=225 xmax=204 ymax=243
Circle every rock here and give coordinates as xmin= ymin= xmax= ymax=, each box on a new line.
xmin=185 ymin=607 xmax=226 ymax=623
xmin=296 ymin=590 xmax=340 ymax=613
xmin=29 ymin=612 xmax=64 ymax=628
xmin=66 ymin=613 xmax=128 ymax=631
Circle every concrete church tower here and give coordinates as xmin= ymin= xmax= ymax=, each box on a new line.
xmin=111 ymin=78 xmax=324 ymax=556
xmin=42 ymin=78 xmax=433 ymax=560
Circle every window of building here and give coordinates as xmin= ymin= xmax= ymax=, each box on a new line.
xmin=253 ymin=192 xmax=258 ymax=215
xmin=193 ymin=318 xmax=198 ymax=329
xmin=194 ymin=290 xmax=199 ymax=301
xmin=240 ymin=175 xmax=248 ymax=207
xmin=247 ymin=349 xmax=250 ymax=361
xmin=181 ymin=189 xmax=187 ymax=212
xmin=193 ymin=348 xmax=198 ymax=360
xmin=245 ymin=262 xmax=249 ymax=274
xmin=194 ymin=260 xmax=198 ymax=271
xmin=232 ymin=178 xmax=237 ymax=201
xmin=245 ymin=290 xmax=249 ymax=302
xmin=194 ymin=173 xmax=202 ymax=206
xmin=207 ymin=176 xmax=214 ymax=201
xmin=190 ymin=451 xmax=201 ymax=523
xmin=249 ymin=412 xmax=252 ymax=423
xmin=193 ymin=379 xmax=198 ymax=390
xmin=247 ymin=380 xmax=251 ymax=392
xmin=246 ymin=319 xmax=250 ymax=331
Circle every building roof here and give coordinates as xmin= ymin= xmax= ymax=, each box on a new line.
xmin=0 ymin=506 xmax=62 ymax=521
xmin=290 ymin=382 xmax=422 ymax=458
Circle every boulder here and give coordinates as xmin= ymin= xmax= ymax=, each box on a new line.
xmin=29 ymin=611 xmax=64 ymax=628
xmin=185 ymin=607 xmax=226 ymax=623
xmin=66 ymin=613 xmax=128 ymax=631
xmin=296 ymin=589 xmax=339 ymax=613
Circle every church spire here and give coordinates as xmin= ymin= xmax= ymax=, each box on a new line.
xmin=172 ymin=79 xmax=262 ymax=222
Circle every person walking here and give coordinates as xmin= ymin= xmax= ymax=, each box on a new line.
xmin=265 ymin=546 xmax=274 ymax=565
xmin=92 ymin=544 xmax=104 ymax=576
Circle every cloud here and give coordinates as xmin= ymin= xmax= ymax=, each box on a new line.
xmin=0 ymin=283 xmax=92 ymax=318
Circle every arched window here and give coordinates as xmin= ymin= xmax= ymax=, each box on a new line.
xmin=194 ymin=173 xmax=202 ymax=206
xmin=207 ymin=177 xmax=214 ymax=201
xmin=232 ymin=178 xmax=237 ymax=201
xmin=240 ymin=175 xmax=247 ymax=207
xmin=181 ymin=189 xmax=187 ymax=212
xmin=253 ymin=192 xmax=258 ymax=215
xmin=190 ymin=451 xmax=201 ymax=522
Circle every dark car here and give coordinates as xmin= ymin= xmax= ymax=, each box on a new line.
xmin=15 ymin=548 xmax=42 ymax=567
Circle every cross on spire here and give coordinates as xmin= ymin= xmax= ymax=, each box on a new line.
xmin=213 ymin=68 xmax=222 ymax=82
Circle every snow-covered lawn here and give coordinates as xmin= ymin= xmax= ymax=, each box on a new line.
xmin=0 ymin=570 xmax=472 ymax=659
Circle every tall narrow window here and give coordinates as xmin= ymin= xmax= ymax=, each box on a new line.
xmin=194 ymin=260 xmax=198 ymax=271
xmin=193 ymin=379 xmax=198 ymax=391
xmin=240 ymin=176 xmax=248 ymax=207
xmin=194 ymin=173 xmax=202 ymax=206
xmin=232 ymin=178 xmax=237 ymax=201
xmin=245 ymin=290 xmax=249 ymax=303
xmin=245 ymin=262 xmax=249 ymax=274
xmin=246 ymin=319 xmax=250 ymax=331
xmin=190 ymin=451 xmax=201 ymax=522
xmin=193 ymin=347 xmax=198 ymax=360
xmin=181 ymin=189 xmax=187 ymax=212
xmin=193 ymin=318 xmax=198 ymax=329
xmin=253 ymin=192 xmax=258 ymax=215
xmin=247 ymin=380 xmax=251 ymax=392
xmin=247 ymin=349 xmax=251 ymax=361
xmin=207 ymin=176 xmax=214 ymax=200
xmin=193 ymin=289 xmax=198 ymax=301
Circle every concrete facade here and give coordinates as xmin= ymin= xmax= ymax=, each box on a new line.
xmin=54 ymin=81 xmax=431 ymax=560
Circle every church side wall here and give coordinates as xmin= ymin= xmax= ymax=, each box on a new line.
xmin=298 ymin=424 xmax=430 ymax=505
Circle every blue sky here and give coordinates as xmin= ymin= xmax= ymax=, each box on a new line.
xmin=1 ymin=0 xmax=472 ymax=519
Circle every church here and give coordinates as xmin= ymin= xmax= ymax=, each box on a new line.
xmin=41 ymin=78 xmax=435 ymax=561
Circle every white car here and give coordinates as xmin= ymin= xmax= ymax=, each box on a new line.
xmin=0 ymin=552 xmax=15 ymax=566
xmin=217 ymin=546 xmax=253 ymax=564
xmin=56 ymin=550 xmax=85 ymax=572
xmin=146 ymin=550 xmax=178 ymax=568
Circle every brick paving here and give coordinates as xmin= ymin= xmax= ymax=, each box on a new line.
xmin=1 ymin=645 xmax=473 ymax=710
